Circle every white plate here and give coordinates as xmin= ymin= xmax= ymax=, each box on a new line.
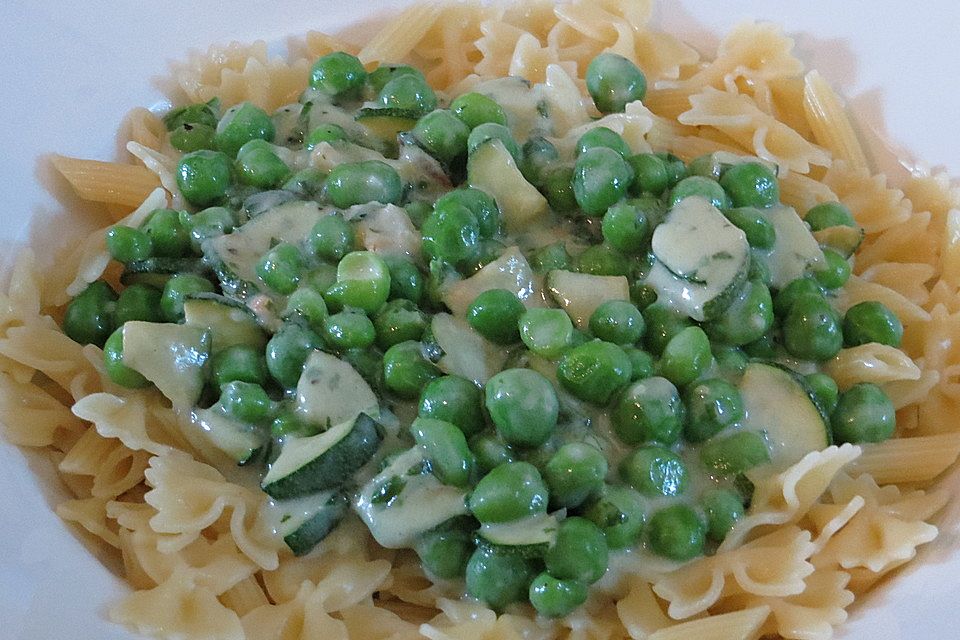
xmin=0 ymin=2 xmax=958 ymax=638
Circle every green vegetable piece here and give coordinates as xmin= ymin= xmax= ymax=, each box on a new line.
xmin=723 ymin=207 xmax=776 ymax=249
xmin=220 ymin=381 xmax=273 ymax=423
xmin=382 ymin=340 xmax=440 ymax=399
xmin=700 ymin=431 xmax=771 ymax=475
xmin=170 ymin=122 xmax=216 ymax=152
xmin=575 ymin=244 xmax=631 ymax=277
xmin=831 ymin=383 xmax=896 ymax=444
xmin=140 ymin=209 xmax=191 ymax=258
xmin=419 ymin=375 xmax=485 ymax=436
xmin=160 ymin=274 xmax=214 ymax=322
xmin=667 ymin=175 xmax=730 ymax=210
xmin=544 ymin=517 xmax=609 ymax=584
xmin=624 ymin=346 xmax=655 ymax=380
xmin=520 ymin=136 xmax=560 ymax=186
xmin=470 ymin=434 xmax=515 ymax=473
xmin=713 ymin=344 xmax=748 ymax=378
xmin=704 ymin=279 xmax=774 ymax=346
xmin=530 ymin=242 xmax=573 ymax=274
xmin=465 ymin=545 xmax=537 ymax=610
xmin=421 ymin=201 xmax=481 ymax=268
xmin=265 ymin=323 xmax=324 ymax=388
xmin=304 ymin=123 xmax=347 ymax=150
xmin=627 ymin=153 xmax=670 ymax=196
xmin=415 ymin=521 xmax=475 ymax=579
xmin=542 ymin=165 xmax=579 ymax=214
xmin=642 ymin=302 xmax=692 ymax=355
xmin=468 ymin=461 xmax=548 ymax=523
xmin=719 ymin=162 xmax=779 ymax=208
xmin=647 ymin=504 xmax=706 ymax=561
xmin=583 ymin=484 xmax=646 ymax=549
xmin=106 ymin=226 xmax=153 ymax=263
xmin=103 ymin=327 xmax=150 ymax=388
xmin=214 ymin=101 xmax=274 ymax=157
xmin=529 ymin=573 xmax=588 ymax=618
xmin=383 ymin=256 xmax=424 ymax=304
xmin=63 ymin=280 xmax=117 ymax=347
xmin=573 ymin=147 xmax=635 ymax=216
xmin=256 ymin=242 xmax=304 ymax=295
xmin=332 ymin=251 xmax=391 ymax=314
xmin=612 ymin=376 xmax=684 ymax=445
xmin=411 ymin=417 xmax=475 ymax=487
xmin=185 ymin=206 xmax=235 ymax=251
xmin=805 ymin=372 xmax=839 ymax=415
xmin=485 ymin=368 xmax=559 ymax=448
xmin=435 ymin=188 xmax=502 ymax=239
xmin=234 ymin=139 xmax=289 ymax=188
xmin=322 ymin=310 xmax=376 ymax=351
xmin=309 ymin=51 xmax=367 ymax=97
xmin=805 ymin=201 xmax=856 ymax=231
xmin=211 ymin=344 xmax=269 ymax=388
xmin=325 ymin=160 xmax=402 ymax=208
xmin=378 ymin=73 xmax=437 ymax=115
xmin=842 ymin=301 xmax=903 ymax=348
xmin=373 ymin=299 xmax=426 ymax=350
xmin=413 ymin=109 xmax=471 ymax=165
xmin=519 ymin=308 xmax=574 ymax=359
xmin=307 ymin=213 xmax=354 ymax=263
xmin=683 ymin=378 xmax=745 ymax=443
xmin=700 ymin=488 xmax=745 ymax=543
xmin=177 ymin=150 xmax=233 ymax=206
xmin=115 ymin=284 xmax=163 ymax=325
xmin=543 ymin=442 xmax=608 ymax=509
xmin=589 ymin=299 xmax=645 ymax=345
xmin=773 ymin=277 xmax=824 ymax=317
xmin=601 ymin=200 xmax=650 ymax=254
xmin=586 ymin=52 xmax=647 ymax=113
xmin=782 ymin=293 xmax=843 ymax=361
xmin=620 ymin=445 xmax=688 ymax=496
xmin=164 ymin=100 xmax=219 ymax=131
xmin=576 ymin=126 xmax=631 ymax=157
xmin=450 ymin=92 xmax=508 ymax=129
xmin=813 ymin=247 xmax=851 ymax=290
xmin=658 ymin=326 xmax=711 ymax=387
xmin=467 ymin=289 xmax=525 ymax=344
xmin=557 ymin=340 xmax=633 ymax=405
xmin=367 ymin=63 xmax=423 ymax=94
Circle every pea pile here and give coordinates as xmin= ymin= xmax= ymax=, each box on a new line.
xmin=61 ymin=49 xmax=903 ymax=618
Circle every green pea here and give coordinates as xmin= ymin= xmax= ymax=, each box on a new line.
xmin=211 ymin=344 xmax=268 ymax=388
xmin=582 ymin=485 xmax=646 ymax=549
xmin=177 ymin=150 xmax=233 ymax=206
xmin=831 ymin=383 xmax=896 ymax=444
xmin=576 ymin=126 xmax=632 ymax=157
xmin=62 ymin=281 xmax=117 ymax=347
xmin=265 ymin=323 xmax=324 ymax=388
xmin=325 ymin=160 xmax=402 ymax=208
xmin=805 ymin=201 xmax=856 ymax=230
xmin=159 ymin=274 xmax=214 ymax=322
xmin=543 ymin=442 xmax=608 ymax=510
xmin=469 ymin=461 xmax=548 ymax=523
xmin=164 ymin=100 xmax=219 ymax=131
xmin=720 ymin=162 xmax=779 ymax=208
xmin=270 ymin=408 xmax=309 ymax=438
xmin=682 ymin=378 xmax=745 ymax=443
xmin=586 ymin=52 xmax=647 ymax=113
xmin=742 ymin=330 xmax=779 ymax=360
xmin=842 ymin=301 xmax=903 ymax=348
xmin=465 ymin=545 xmax=537 ymax=610
xmin=214 ymin=102 xmax=274 ymax=157
xmin=655 ymin=152 xmax=687 ymax=188
xmin=723 ymin=207 xmax=776 ymax=249
xmin=470 ymin=433 xmax=515 ymax=473
xmin=434 ymin=188 xmax=502 ymax=239
xmin=322 ymin=310 xmax=376 ymax=351
xmin=632 ymin=285 xmax=658 ymax=313
xmin=773 ymin=277 xmax=825 ymax=317
xmin=372 ymin=299 xmax=426 ymax=350
xmin=624 ymin=346 xmax=655 ymax=380
xmin=519 ymin=308 xmax=574 ymax=359
xmin=667 ymin=175 xmax=730 ymax=210
xmin=140 ymin=209 xmax=191 ymax=258
xmin=627 ymin=153 xmax=670 ymax=196
xmin=529 ymin=573 xmax=588 ymax=618
xmin=576 ymin=244 xmax=631 ymax=277
xmin=464 ymin=289 xmax=523 ymax=344
xmin=704 ymin=280 xmax=774 ymax=346
xmin=647 ymin=504 xmax=705 ymax=561
xmin=307 ymin=215 xmax=353 ymax=264
xmin=102 ymin=327 xmax=150 ymax=388
xmin=421 ymin=202 xmax=481 ymax=268
xmin=545 ymin=517 xmax=609 ymax=584
xmin=700 ymin=431 xmax=771 ymax=475
xmin=805 ymin=372 xmax=839 ymax=415
xmin=418 ymin=375 xmax=484 ymax=436
xmin=234 ymin=139 xmax=289 ymax=188
xmin=813 ymin=248 xmax=851 ymax=290
xmin=411 ymin=417 xmax=474 ymax=488
xmin=642 ymin=302 xmax=692 ymax=355
xmin=659 ymin=326 xmax=711 ymax=387
xmin=381 ymin=256 xmax=423 ymax=305
xmin=557 ymin=340 xmax=633 ymax=405
xmin=256 ymin=242 xmax=303 ymax=295
xmin=612 ymin=377 xmax=684 ymax=445
xmin=280 ymin=288 xmax=327 ymax=331
xmin=620 ymin=445 xmax=688 ymax=496
xmin=685 ymin=153 xmax=725 ymax=181
xmin=332 ymin=251 xmax=391 ymax=314
xmin=713 ymin=344 xmax=748 ymax=379
xmin=304 ymin=123 xmax=347 ymax=150
xmin=186 ymin=206 xmax=236 ymax=251
xmin=700 ymin=488 xmax=745 ymax=543
xmin=415 ymin=521 xmax=475 ymax=579
xmin=782 ymin=294 xmax=842 ymax=361
xmin=341 ymin=346 xmax=384 ymax=391
xmin=309 ymin=51 xmax=367 ymax=97
xmin=106 ymin=226 xmax=153 ymax=263
xmin=530 ymin=242 xmax=572 ymax=274
xmin=382 ymin=340 xmax=440 ymax=399
xmin=378 ymin=73 xmax=437 ymax=115
xmin=467 ymin=122 xmax=521 ymax=163
xmin=450 ymin=92 xmax=508 ymax=129
xmin=367 ymin=63 xmax=424 ymax=94
xmin=170 ymin=122 xmax=215 ymax=152
xmin=538 ymin=166 xmax=577 ymax=216
xmin=114 ymin=284 xmax=162 ymax=324
xmin=485 ymin=368 xmax=559 ymax=448
xmin=589 ymin=300 xmax=645 ymax=345
xmin=220 ymin=381 xmax=273 ymax=423
xmin=747 ymin=251 xmax=772 ymax=286
xmin=601 ymin=200 xmax=650 ymax=255
xmin=573 ymin=147 xmax=635 ymax=216
xmin=413 ymin=109 xmax=471 ymax=165
xmin=520 ymin=136 xmax=560 ymax=186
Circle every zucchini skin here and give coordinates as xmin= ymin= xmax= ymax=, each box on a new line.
xmin=283 ymin=493 xmax=349 ymax=556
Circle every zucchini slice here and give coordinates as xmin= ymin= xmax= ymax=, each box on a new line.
xmin=443 ymin=246 xmax=543 ymax=317
xmin=813 ymin=225 xmax=864 ymax=258
xmin=121 ymin=321 xmax=210 ymax=408
xmin=355 ymin=447 xmax=470 ymax=549
xmin=262 ymin=413 xmax=382 ymax=500
xmin=431 ymin=313 xmax=508 ymax=385
xmin=355 ymin=107 xmax=420 ymax=146
xmin=468 ymin=139 xmax=549 ymax=231
xmin=648 ymin=196 xmax=750 ymax=322
xmin=274 ymin=490 xmax=349 ymax=556
xmin=295 ymin=351 xmax=380 ymax=429
xmin=756 ymin=204 xmax=826 ymax=288
xmin=738 ymin=362 xmax=831 ymax=470
xmin=120 ymin=257 xmax=205 ymax=289
xmin=545 ymin=269 xmax=630 ymax=329
xmin=191 ymin=404 xmax=267 ymax=464
xmin=183 ymin=293 xmax=266 ymax=353
xmin=478 ymin=512 xmax=559 ymax=557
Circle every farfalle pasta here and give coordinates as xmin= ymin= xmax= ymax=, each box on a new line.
xmin=2 ymin=1 xmax=960 ymax=639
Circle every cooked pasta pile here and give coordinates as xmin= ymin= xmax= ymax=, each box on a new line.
xmin=2 ymin=1 xmax=960 ymax=639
